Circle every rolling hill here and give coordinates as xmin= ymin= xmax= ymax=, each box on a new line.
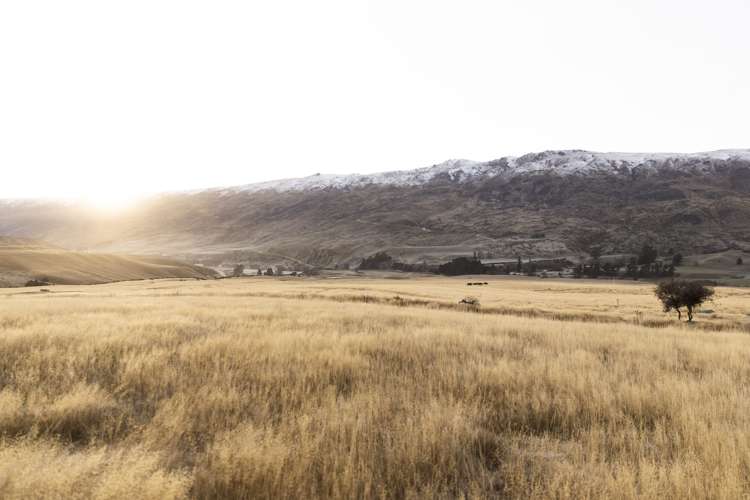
xmin=1 ymin=149 xmax=749 ymax=269
xmin=0 ymin=237 xmax=216 ymax=287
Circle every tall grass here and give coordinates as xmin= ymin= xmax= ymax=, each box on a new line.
xmin=1 ymin=277 xmax=750 ymax=498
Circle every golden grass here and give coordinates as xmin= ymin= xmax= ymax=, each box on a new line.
xmin=0 ymin=245 xmax=215 ymax=287
xmin=1 ymin=276 xmax=750 ymax=499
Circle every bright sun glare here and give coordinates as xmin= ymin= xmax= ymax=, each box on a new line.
xmin=79 ymin=191 xmax=140 ymax=213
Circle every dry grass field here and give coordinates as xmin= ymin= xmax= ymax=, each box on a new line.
xmin=1 ymin=275 xmax=750 ymax=499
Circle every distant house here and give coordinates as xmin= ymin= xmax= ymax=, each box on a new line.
xmin=536 ymin=271 xmax=551 ymax=278
xmin=480 ymin=258 xmax=518 ymax=267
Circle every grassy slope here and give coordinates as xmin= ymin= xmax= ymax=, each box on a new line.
xmin=1 ymin=277 xmax=750 ymax=498
xmin=0 ymin=239 xmax=216 ymax=286
xmin=677 ymin=249 xmax=750 ymax=286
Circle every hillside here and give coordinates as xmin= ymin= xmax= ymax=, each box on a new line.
xmin=0 ymin=237 xmax=216 ymax=287
xmin=1 ymin=149 xmax=749 ymax=268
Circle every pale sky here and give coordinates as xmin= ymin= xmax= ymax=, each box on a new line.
xmin=1 ymin=0 xmax=748 ymax=205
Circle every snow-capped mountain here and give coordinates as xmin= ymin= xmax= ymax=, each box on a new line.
xmin=221 ymin=159 xmax=487 ymax=194
xmin=223 ymin=150 xmax=750 ymax=194
xmin=1 ymin=149 xmax=749 ymax=266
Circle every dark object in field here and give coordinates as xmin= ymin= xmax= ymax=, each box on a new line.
xmin=459 ymin=296 xmax=480 ymax=307
xmin=466 ymin=282 xmax=489 ymax=286
xmin=25 ymin=279 xmax=51 ymax=287
xmin=655 ymin=279 xmax=715 ymax=322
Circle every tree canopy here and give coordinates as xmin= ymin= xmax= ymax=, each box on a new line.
xmin=638 ymin=244 xmax=658 ymax=266
xmin=655 ymin=280 xmax=714 ymax=322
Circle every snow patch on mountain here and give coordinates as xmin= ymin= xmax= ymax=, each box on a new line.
xmin=221 ymin=149 xmax=750 ymax=194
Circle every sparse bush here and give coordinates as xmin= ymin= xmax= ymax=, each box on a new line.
xmin=232 ymin=264 xmax=245 ymax=277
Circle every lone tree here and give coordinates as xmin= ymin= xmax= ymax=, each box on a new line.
xmin=232 ymin=264 xmax=245 ymax=277
xmin=638 ymin=243 xmax=658 ymax=266
xmin=655 ymin=280 xmax=715 ymax=322
xmin=589 ymin=245 xmax=603 ymax=261
xmin=671 ymin=253 xmax=683 ymax=266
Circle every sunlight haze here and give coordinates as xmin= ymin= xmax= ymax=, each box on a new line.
xmin=1 ymin=0 xmax=748 ymax=200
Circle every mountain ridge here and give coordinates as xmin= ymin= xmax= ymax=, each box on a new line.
xmin=1 ymin=149 xmax=749 ymax=269
xmin=208 ymin=149 xmax=750 ymax=194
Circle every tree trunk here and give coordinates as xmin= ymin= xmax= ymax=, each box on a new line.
xmin=687 ymin=306 xmax=693 ymax=322
xmin=676 ymin=308 xmax=682 ymax=321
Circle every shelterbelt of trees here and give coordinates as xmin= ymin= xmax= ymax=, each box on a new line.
xmin=358 ymin=244 xmax=687 ymax=279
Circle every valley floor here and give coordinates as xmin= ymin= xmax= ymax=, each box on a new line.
xmin=1 ymin=276 xmax=750 ymax=498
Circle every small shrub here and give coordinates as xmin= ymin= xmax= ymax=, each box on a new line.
xmin=459 ymin=296 xmax=480 ymax=307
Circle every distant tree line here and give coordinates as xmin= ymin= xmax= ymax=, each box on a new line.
xmin=571 ymin=243 xmax=679 ymax=279
xmin=358 ymin=252 xmax=394 ymax=270
xmin=437 ymin=257 xmax=487 ymax=276
xmin=358 ymin=243 xmax=692 ymax=279
xmin=357 ymin=252 xmax=433 ymax=273
xmin=358 ymin=252 xmax=503 ymax=276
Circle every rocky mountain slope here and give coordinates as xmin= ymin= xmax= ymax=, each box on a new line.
xmin=1 ymin=150 xmax=749 ymax=268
